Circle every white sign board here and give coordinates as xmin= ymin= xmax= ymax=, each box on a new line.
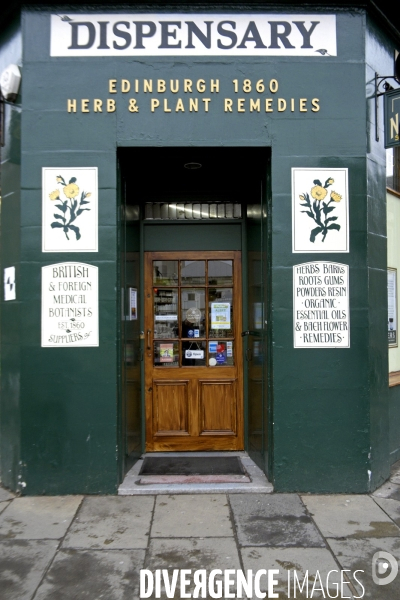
xmin=292 ymin=168 xmax=349 ymax=253
xmin=42 ymin=262 xmax=99 ymax=347
xmin=50 ymin=14 xmax=337 ymax=57
xmin=4 ymin=266 xmax=16 ymax=301
xmin=294 ymin=261 xmax=350 ymax=348
xmin=42 ymin=167 xmax=98 ymax=252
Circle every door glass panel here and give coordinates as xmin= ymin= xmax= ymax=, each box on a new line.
xmin=208 ymin=288 xmax=233 ymax=338
xmin=153 ymin=341 xmax=179 ymax=366
xmin=154 ymin=288 xmax=178 ymax=338
xmin=208 ymin=340 xmax=234 ymax=366
xmin=181 ymin=288 xmax=205 ymax=338
xmin=208 ymin=260 xmax=233 ymax=285
xmin=182 ymin=341 xmax=207 ymax=366
xmin=181 ymin=261 xmax=205 ymax=285
xmin=153 ymin=261 xmax=178 ymax=285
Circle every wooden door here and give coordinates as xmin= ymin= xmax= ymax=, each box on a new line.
xmin=145 ymin=251 xmax=243 ymax=451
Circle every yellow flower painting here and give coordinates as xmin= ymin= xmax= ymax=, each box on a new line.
xmin=50 ymin=174 xmax=92 ymax=241
xmin=299 ymin=175 xmax=342 ymax=243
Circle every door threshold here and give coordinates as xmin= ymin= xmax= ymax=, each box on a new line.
xmin=118 ymin=452 xmax=273 ymax=495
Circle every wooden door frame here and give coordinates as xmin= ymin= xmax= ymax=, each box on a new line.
xmin=144 ymin=250 xmax=244 ymax=451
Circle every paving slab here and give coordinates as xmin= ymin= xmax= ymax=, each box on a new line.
xmin=229 ymin=494 xmax=325 ymax=547
xmin=0 ymin=539 xmax=58 ymax=600
xmin=0 ymin=501 xmax=11 ymax=515
xmin=151 ymin=494 xmax=233 ymax=538
xmin=0 ymin=486 xmax=15 ymax=502
xmin=0 ymin=496 xmax=83 ymax=540
xmin=63 ymin=495 xmax=154 ymax=549
xmin=327 ymin=536 xmax=400 ymax=599
xmin=34 ymin=548 xmax=145 ymax=600
xmin=241 ymin=546 xmax=352 ymax=599
xmin=144 ymin=537 xmax=241 ymax=599
xmin=372 ymin=480 xmax=400 ymax=500
xmin=301 ymin=495 xmax=400 ymax=538
xmin=373 ymin=497 xmax=400 ymax=526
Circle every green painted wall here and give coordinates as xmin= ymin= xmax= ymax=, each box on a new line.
xmin=0 ymin=5 xmax=394 ymax=493
xmin=0 ymin=17 xmax=22 ymax=491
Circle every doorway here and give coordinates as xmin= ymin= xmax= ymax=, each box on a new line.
xmin=145 ymin=251 xmax=243 ymax=451
xmin=118 ymin=147 xmax=271 ymax=475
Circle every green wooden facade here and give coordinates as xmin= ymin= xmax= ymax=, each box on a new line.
xmin=0 ymin=2 xmax=399 ymax=494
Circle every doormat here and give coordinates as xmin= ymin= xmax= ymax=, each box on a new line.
xmin=139 ymin=456 xmax=246 ymax=476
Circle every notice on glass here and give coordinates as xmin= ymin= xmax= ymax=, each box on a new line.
xmin=129 ymin=287 xmax=137 ymax=321
xmin=160 ymin=343 xmax=174 ymax=362
xmin=42 ymin=262 xmax=99 ymax=347
xmin=211 ymin=303 xmax=230 ymax=329
xmin=388 ymin=268 xmax=397 ymax=346
xmin=294 ymin=261 xmax=350 ymax=348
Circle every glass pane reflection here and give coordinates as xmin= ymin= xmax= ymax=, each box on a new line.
xmin=154 ymin=288 xmax=178 ymax=338
xmin=181 ymin=261 xmax=205 ymax=285
xmin=208 ymin=260 xmax=233 ymax=285
xmin=153 ymin=261 xmax=178 ymax=285
xmin=181 ymin=288 xmax=205 ymax=338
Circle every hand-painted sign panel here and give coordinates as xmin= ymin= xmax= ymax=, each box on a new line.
xmin=294 ymin=261 xmax=350 ymax=348
xmin=388 ymin=268 xmax=397 ymax=346
xmin=42 ymin=167 xmax=98 ymax=253
xmin=41 ymin=263 xmax=99 ymax=347
xmin=384 ymin=88 xmax=400 ymax=148
xmin=292 ymin=168 xmax=349 ymax=253
xmin=50 ymin=14 xmax=337 ymax=57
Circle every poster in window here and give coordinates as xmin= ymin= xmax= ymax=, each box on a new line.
xmin=388 ymin=268 xmax=397 ymax=347
xmin=211 ymin=303 xmax=230 ymax=329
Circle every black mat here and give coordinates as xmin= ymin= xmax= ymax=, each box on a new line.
xmin=139 ymin=456 xmax=245 ymax=476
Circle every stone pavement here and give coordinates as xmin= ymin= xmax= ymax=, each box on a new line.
xmin=1 ymin=464 xmax=400 ymax=599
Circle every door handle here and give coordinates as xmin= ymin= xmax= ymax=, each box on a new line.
xmin=246 ymin=348 xmax=253 ymax=362
xmin=147 ymin=330 xmax=151 ymax=350
xmin=241 ymin=330 xmax=261 ymax=337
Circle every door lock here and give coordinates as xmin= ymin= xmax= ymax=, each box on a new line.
xmin=147 ymin=329 xmax=151 ymax=349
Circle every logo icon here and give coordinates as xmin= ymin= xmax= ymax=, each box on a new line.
xmin=372 ymin=551 xmax=398 ymax=585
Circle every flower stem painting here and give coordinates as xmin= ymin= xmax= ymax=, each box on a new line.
xmin=49 ymin=175 xmax=91 ymax=241
xmin=42 ymin=167 xmax=98 ymax=252
xmin=292 ymin=168 xmax=349 ymax=253
xmin=299 ymin=177 xmax=341 ymax=243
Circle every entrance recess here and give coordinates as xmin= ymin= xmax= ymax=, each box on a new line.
xmin=145 ymin=250 xmax=243 ymax=451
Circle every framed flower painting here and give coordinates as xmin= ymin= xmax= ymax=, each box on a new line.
xmin=292 ymin=168 xmax=349 ymax=253
xmin=42 ymin=167 xmax=98 ymax=252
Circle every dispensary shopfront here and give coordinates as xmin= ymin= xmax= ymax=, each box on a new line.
xmin=1 ymin=1 xmax=399 ymax=495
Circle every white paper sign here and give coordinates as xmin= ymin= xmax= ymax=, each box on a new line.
xmin=211 ymin=302 xmax=231 ymax=329
xmin=4 ymin=266 xmax=16 ymax=301
xmin=294 ymin=261 xmax=350 ymax=348
xmin=50 ymin=14 xmax=337 ymax=57
xmin=42 ymin=167 xmax=98 ymax=252
xmin=292 ymin=168 xmax=349 ymax=253
xmin=388 ymin=268 xmax=397 ymax=346
xmin=42 ymin=262 xmax=99 ymax=347
xmin=185 ymin=349 xmax=204 ymax=359
xmin=129 ymin=287 xmax=137 ymax=320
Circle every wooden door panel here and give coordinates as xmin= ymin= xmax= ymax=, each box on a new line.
xmin=153 ymin=380 xmax=190 ymax=436
xmin=145 ymin=251 xmax=243 ymax=451
xmin=199 ymin=380 xmax=236 ymax=435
